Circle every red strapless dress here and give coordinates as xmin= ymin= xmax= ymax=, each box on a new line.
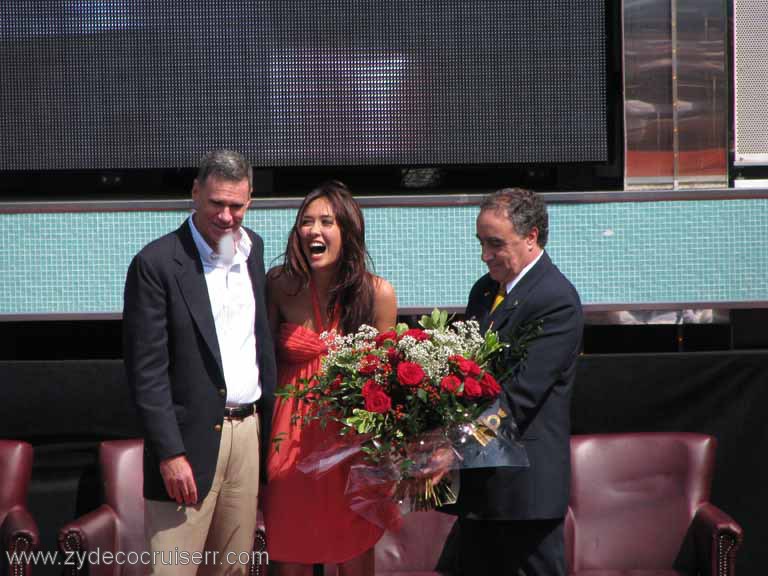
xmin=263 ymin=297 xmax=384 ymax=563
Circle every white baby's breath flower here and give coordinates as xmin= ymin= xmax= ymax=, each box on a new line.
xmin=393 ymin=321 xmax=491 ymax=382
xmin=353 ymin=324 xmax=379 ymax=347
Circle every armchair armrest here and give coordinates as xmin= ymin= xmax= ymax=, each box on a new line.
xmin=250 ymin=528 xmax=267 ymax=576
xmin=58 ymin=505 xmax=118 ymax=576
xmin=2 ymin=506 xmax=40 ymax=576
xmin=2 ymin=505 xmax=40 ymax=548
xmin=691 ymin=502 xmax=744 ymax=576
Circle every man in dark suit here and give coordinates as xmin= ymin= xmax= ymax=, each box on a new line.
xmin=123 ymin=149 xmax=276 ymax=575
xmin=453 ymin=188 xmax=583 ymax=575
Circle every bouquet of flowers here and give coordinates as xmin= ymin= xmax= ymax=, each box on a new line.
xmin=276 ymin=309 xmax=530 ymax=524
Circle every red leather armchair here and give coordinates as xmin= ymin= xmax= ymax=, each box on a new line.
xmin=567 ymin=432 xmax=742 ymax=576
xmin=58 ymin=439 xmax=267 ymax=576
xmin=0 ymin=440 xmax=40 ymax=576
xmin=365 ymin=432 xmax=742 ymax=576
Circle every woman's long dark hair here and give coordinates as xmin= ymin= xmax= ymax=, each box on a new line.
xmin=278 ymin=181 xmax=376 ymax=334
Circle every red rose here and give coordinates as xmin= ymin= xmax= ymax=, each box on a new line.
xmin=362 ymin=381 xmax=392 ymax=413
xmin=359 ymin=354 xmax=380 ymax=375
xmin=463 ymin=377 xmax=483 ymax=398
xmin=361 ymin=379 xmax=378 ymax=397
xmin=366 ymin=390 xmax=392 ymax=413
xmin=451 ymin=355 xmax=482 ymax=377
xmin=387 ymin=347 xmax=401 ymax=366
xmin=401 ymin=328 xmax=430 ymax=342
xmin=440 ymin=374 xmax=462 ymax=395
xmin=397 ymin=362 xmax=425 ymax=386
xmin=375 ymin=331 xmax=398 ymax=347
xmin=479 ymin=372 xmax=501 ymax=397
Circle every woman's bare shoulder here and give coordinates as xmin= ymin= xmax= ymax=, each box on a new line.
xmin=372 ymin=275 xmax=396 ymax=298
xmin=372 ymin=275 xmax=397 ymax=330
xmin=267 ymin=267 xmax=303 ymax=299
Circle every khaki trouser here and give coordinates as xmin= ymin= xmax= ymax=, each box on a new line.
xmin=145 ymin=413 xmax=260 ymax=576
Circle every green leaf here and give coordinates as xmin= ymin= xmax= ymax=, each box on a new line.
xmin=271 ymin=432 xmax=286 ymax=453
xmin=418 ymin=307 xmax=451 ymax=330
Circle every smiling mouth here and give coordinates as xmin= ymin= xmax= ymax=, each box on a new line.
xmin=309 ymin=242 xmax=327 ymax=255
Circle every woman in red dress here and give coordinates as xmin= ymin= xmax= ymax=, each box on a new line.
xmin=263 ymin=181 xmax=398 ymax=576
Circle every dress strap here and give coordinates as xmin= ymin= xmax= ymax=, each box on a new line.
xmin=309 ymin=278 xmax=340 ymax=333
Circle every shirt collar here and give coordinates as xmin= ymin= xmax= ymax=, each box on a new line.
xmin=504 ymin=250 xmax=544 ymax=294
xmin=188 ymin=215 xmax=252 ymax=268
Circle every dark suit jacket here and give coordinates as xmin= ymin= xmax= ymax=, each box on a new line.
xmin=455 ymin=251 xmax=583 ymax=520
xmin=123 ymin=220 xmax=277 ymax=502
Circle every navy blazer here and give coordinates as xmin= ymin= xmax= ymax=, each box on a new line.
xmin=455 ymin=252 xmax=583 ymax=520
xmin=123 ymin=220 xmax=277 ymax=502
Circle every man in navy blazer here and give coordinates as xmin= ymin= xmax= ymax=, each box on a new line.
xmin=453 ymin=188 xmax=583 ymax=575
xmin=123 ymin=150 xmax=276 ymax=575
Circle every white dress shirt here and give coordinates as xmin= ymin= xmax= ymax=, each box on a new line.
xmin=189 ymin=216 xmax=261 ymax=405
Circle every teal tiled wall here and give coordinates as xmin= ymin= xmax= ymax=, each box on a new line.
xmin=1 ymin=199 xmax=766 ymax=314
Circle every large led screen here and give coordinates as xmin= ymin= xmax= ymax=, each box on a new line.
xmin=0 ymin=1 xmax=607 ymax=169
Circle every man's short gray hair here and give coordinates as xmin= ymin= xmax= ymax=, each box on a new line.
xmin=480 ymin=188 xmax=549 ymax=248
xmin=196 ymin=149 xmax=253 ymax=192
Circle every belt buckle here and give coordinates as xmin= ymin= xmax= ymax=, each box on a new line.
xmin=224 ymin=403 xmax=253 ymax=420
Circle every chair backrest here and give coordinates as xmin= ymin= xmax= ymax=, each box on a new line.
xmin=568 ymin=432 xmax=715 ymax=572
xmin=375 ymin=510 xmax=456 ymax=574
xmin=0 ymin=440 xmax=33 ymax=512
xmin=99 ymin=439 xmax=145 ymax=559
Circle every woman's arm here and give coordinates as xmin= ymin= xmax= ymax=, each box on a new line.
xmin=372 ymin=276 xmax=398 ymax=332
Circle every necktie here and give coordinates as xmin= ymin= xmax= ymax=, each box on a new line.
xmin=490 ymin=285 xmax=506 ymax=313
